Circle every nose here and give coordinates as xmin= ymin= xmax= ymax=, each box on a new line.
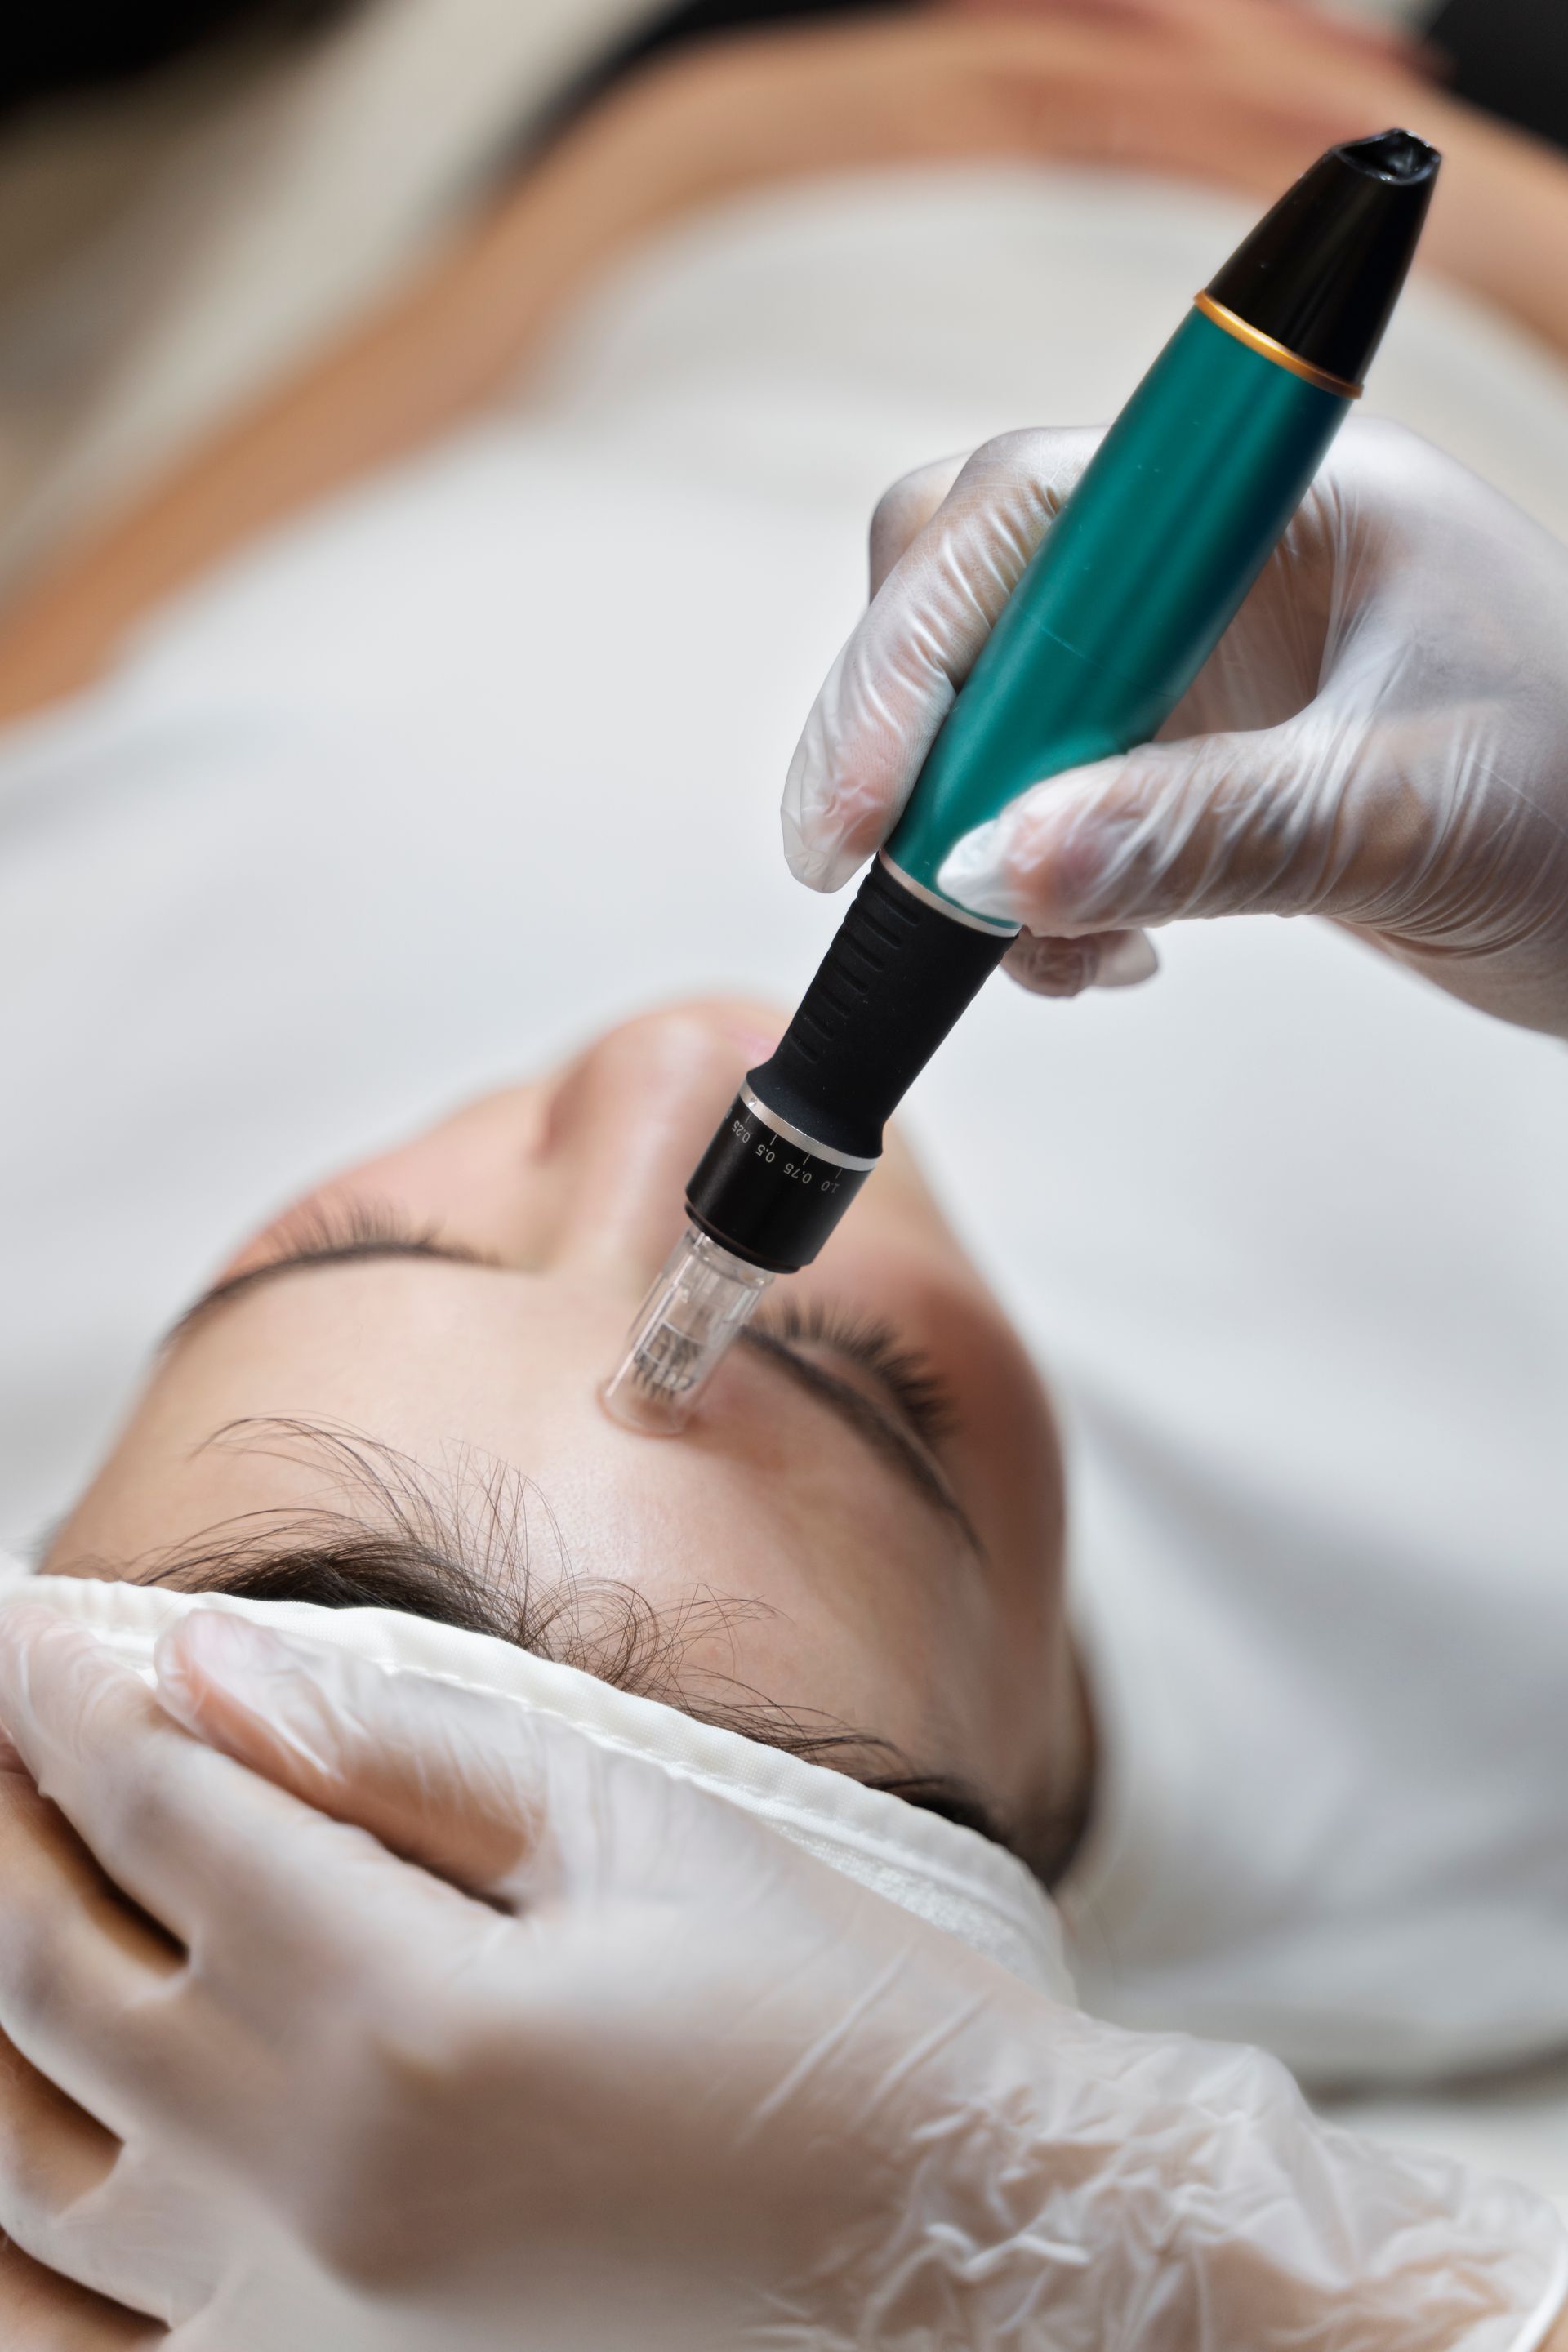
xmin=543 ymin=1000 xmax=784 ymax=1285
xmin=233 ymin=1002 xmax=782 ymax=1298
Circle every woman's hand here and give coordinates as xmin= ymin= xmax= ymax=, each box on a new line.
xmin=0 ymin=1597 xmax=1561 ymax=2351
xmin=786 ymin=417 xmax=1568 ymax=1036
xmin=604 ymin=0 xmax=1437 ymax=225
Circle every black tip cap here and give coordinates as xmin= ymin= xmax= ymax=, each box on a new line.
xmin=1205 ymin=129 xmax=1440 ymax=387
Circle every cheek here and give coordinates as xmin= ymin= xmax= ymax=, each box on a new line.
xmin=945 ymin=1309 xmax=1066 ymax=1569
xmin=915 ymin=1273 xmax=1061 ymax=1513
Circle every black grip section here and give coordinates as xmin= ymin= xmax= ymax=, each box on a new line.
xmin=686 ymin=1094 xmax=872 ymax=1276
xmin=746 ymin=861 xmax=1010 ymax=1160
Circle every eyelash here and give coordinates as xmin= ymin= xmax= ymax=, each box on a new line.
xmin=271 ymin=1200 xmax=448 ymax=1259
xmin=764 ymin=1297 xmax=956 ymax=1450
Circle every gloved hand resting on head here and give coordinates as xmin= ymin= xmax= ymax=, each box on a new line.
xmin=784 ymin=418 xmax=1568 ymax=1038
xmin=0 ymin=1601 xmax=1561 ymax=2352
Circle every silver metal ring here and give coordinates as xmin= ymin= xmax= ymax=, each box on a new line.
xmin=739 ymin=1084 xmax=880 ymax=1172
xmin=878 ymin=852 xmax=1020 ymax=938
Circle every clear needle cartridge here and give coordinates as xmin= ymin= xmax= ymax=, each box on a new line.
xmin=601 ymin=1226 xmax=773 ymax=1434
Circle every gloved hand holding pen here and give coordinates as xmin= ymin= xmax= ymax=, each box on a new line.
xmin=785 ymin=418 xmax=1568 ymax=1039
xmin=0 ymin=1601 xmax=1561 ymax=2352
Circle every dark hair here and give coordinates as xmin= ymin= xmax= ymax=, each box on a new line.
xmin=71 ymin=1416 xmax=1080 ymax=1878
xmin=3 ymin=0 xmax=363 ymax=115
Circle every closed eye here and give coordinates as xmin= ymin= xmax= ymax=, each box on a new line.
xmin=736 ymin=1325 xmax=981 ymax=1558
xmin=757 ymin=1296 xmax=956 ymax=1448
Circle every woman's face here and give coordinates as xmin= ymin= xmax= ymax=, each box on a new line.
xmin=49 ymin=1003 xmax=1080 ymax=1858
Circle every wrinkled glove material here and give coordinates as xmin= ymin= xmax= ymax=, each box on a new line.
xmin=784 ymin=419 xmax=1568 ymax=1036
xmin=0 ymin=1574 xmax=1559 ymax=2350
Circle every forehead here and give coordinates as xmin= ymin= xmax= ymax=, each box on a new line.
xmin=54 ymin=1297 xmax=997 ymax=1777
xmin=59 ymin=1253 xmax=975 ymax=1615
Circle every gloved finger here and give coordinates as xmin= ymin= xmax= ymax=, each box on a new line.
xmin=866 ymin=451 xmax=969 ymax=596
xmin=154 ymin=1612 xmax=765 ymax=1913
xmin=0 ymin=1606 xmax=483 ymax=1987
xmin=0 ymin=2117 xmax=225 ymax=2330
xmin=1003 ymin=927 xmax=1160 ymax=996
xmin=154 ymin=1611 xmax=544 ymax=1895
xmin=0 ymin=1998 xmax=226 ymax=2330
xmin=0 ymin=2234 xmax=163 ymax=2350
xmin=782 ymin=425 xmax=1101 ymax=892
xmin=933 ymin=715 xmax=1437 ymax=934
xmin=0 ymin=2031 xmax=120 ymax=2265
xmin=0 ymin=2054 xmax=201 ymax=2323
xmin=0 ymin=1753 xmax=180 ymax=2129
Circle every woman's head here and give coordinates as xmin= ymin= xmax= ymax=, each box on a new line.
xmin=47 ymin=1000 xmax=1086 ymax=1876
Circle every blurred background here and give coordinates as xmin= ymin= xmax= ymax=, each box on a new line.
xmin=0 ymin=0 xmax=1563 ymax=600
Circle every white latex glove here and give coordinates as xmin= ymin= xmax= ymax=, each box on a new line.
xmin=784 ymin=417 xmax=1568 ymax=1036
xmin=0 ymin=1606 xmax=1563 ymax=2351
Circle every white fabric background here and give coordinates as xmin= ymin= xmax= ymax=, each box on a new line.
xmin=0 ymin=167 xmax=1565 ymax=2174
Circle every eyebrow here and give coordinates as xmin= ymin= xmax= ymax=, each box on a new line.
xmin=167 ymin=1240 xmax=982 ymax=1554
xmin=136 ymin=1528 xmax=1012 ymax=1851
xmin=165 ymin=1235 xmax=493 ymax=1343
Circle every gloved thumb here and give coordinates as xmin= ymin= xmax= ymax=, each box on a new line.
xmin=154 ymin=1611 xmax=756 ymax=1916
xmin=154 ymin=1612 xmax=557 ymax=1900
xmin=937 ymin=718 xmax=1381 ymax=938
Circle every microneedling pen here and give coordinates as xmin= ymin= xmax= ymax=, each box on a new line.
xmin=603 ymin=129 xmax=1440 ymax=1434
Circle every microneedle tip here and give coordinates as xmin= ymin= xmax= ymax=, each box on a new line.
xmin=600 ymin=1227 xmax=772 ymax=1436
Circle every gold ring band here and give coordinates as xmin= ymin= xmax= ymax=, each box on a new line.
xmin=1192 ymin=292 xmax=1364 ymax=399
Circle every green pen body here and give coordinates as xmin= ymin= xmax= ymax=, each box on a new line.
xmin=685 ymin=310 xmax=1356 ymax=1269
xmin=886 ymin=307 xmax=1348 ymax=904
xmin=679 ymin=131 xmax=1439 ymax=1285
